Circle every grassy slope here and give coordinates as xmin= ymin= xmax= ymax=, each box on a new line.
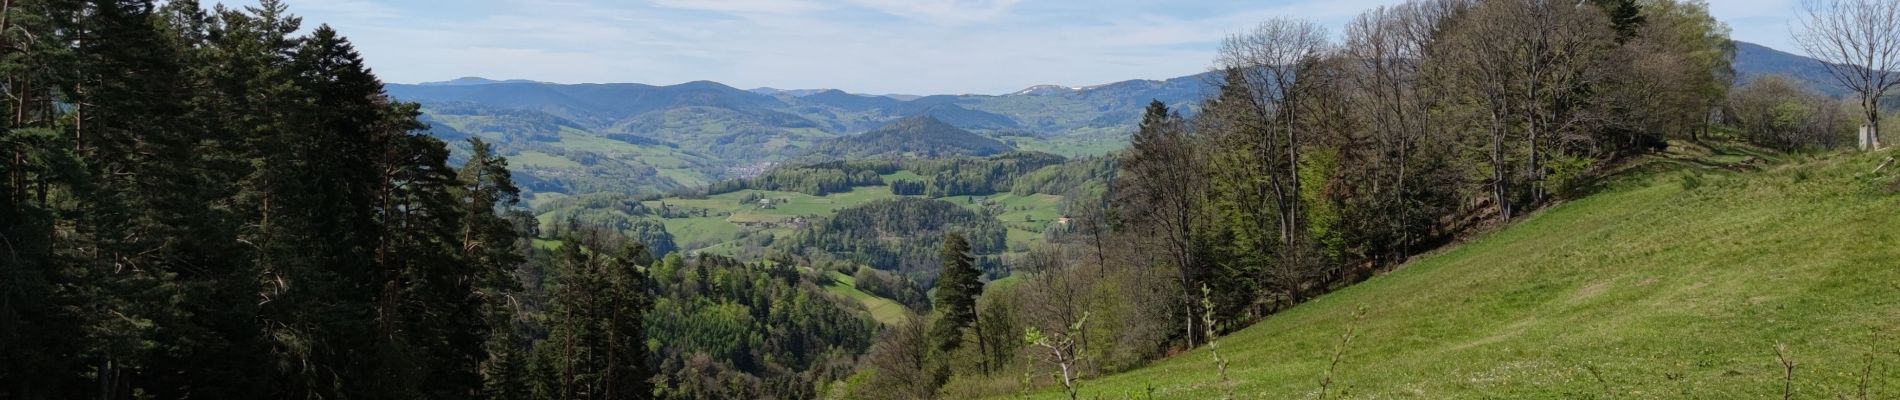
xmin=647 ymin=186 xmax=900 ymax=251
xmin=1013 ymin=150 xmax=1900 ymax=399
xmin=823 ymin=271 xmax=911 ymax=326
xmin=944 ymin=193 xmax=1067 ymax=251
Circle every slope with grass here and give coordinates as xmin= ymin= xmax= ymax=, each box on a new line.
xmin=824 ymin=271 xmax=912 ymax=326
xmin=1011 ymin=150 xmax=1900 ymax=399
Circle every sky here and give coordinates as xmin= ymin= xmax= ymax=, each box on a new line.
xmin=232 ymin=0 xmax=1808 ymax=95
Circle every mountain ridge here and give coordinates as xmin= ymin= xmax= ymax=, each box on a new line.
xmin=390 ymin=41 xmax=1837 ymax=200
xmin=802 ymin=115 xmax=1014 ymax=159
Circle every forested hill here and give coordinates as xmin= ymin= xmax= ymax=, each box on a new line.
xmin=803 ymin=116 xmax=1015 ymax=159
xmin=389 ymin=39 xmax=1836 ymax=206
xmin=1732 ymin=41 xmax=1851 ymax=97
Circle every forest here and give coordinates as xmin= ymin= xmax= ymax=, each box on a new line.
xmin=2 ymin=0 xmax=1893 ymax=399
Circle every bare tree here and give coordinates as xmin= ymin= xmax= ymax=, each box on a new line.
xmin=865 ymin=314 xmax=937 ymax=400
xmin=1024 ymin=312 xmax=1088 ymax=400
xmin=1440 ymin=0 xmax=1614 ymax=216
xmin=1341 ymin=0 xmax=1468 ymax=262
xmin=1728 ymin=74 xmax=1854 ymax=149
xmin=1215 ymin=18 xmax=1331 ymax=304
xmin=1114 ymin=100 xmax=1204 ymax=346
xmin=1796 ymin=0 xmax=1900 ymax=150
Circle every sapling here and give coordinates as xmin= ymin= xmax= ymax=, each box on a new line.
xmin=1201 ymin=285 xmax=1233 ymax=400
xmin=1026 ymin=312 xmax=1090 ymax=400
xmin=1318 ymin=305 xmax=1368 ymax=400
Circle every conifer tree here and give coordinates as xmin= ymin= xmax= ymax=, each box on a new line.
xmin=930 ymin=232 xmax=982 ymax=361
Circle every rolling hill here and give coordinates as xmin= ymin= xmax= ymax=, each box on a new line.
xmin=1000 ymin=145 xmax=1900 ymax=399
xmin=804 ymin=115 xmax=1014 ymax=159
xmin=388 ymin=41 xmax=1844 ymax=203
xmin=1732 ymin=41 xmax=1848 ymax=97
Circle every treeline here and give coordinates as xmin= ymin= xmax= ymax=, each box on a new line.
xmin=841 ymin=0 xmax=1749 ymax=398
xmin=702 ymin=152 xmax=1083 ymax=199
xmin=888 ymin=179 xmax=928 ymax=196
xmin=704 ymin=160 xmax=897 ymax=196
xmin=0 ymin=1 xmax=557 ymax=398
xmin=1724 ymin=75 xmax=1861 ymax=151
xmin=1115 ymin=0 xmax=1737 ymax=335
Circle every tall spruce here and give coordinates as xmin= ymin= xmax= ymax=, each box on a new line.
xmin=930 ymin=232 xmax=982 ymax=357
xmin=541 ymin=239 xmax=655 ymax=400
xmin=1116 ymin=99 xmax=1206 ymax=345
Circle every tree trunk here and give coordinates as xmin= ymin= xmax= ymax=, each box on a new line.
xmin=1180 ymin=274 xmax=1196 ymax=348
xmin=1868 ymin=97 xmax=1884 ymax=150
xmin=1490 ymin=106 xmax=1510 ymax=221
xmin=975 ymin=316 xmax=990 ymax=374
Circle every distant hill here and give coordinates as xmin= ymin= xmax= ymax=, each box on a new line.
xmin=388 ymin=80 xmax=799 ymax=127
xmin=386 ymin=46 xmax=1845 ymax=201
xmin=383 ymin=73 xmax=1218 ymax=195
xmin=749 ymin=87 xmax=834 ymax=97
xmin=386 ymin=72 xmax=1220 ymax=160
xmin=804 ymin=115 xmax=1013 ymax=159
xmin=1732 ymin=41 xmax=1848 ymax=97
xmin=418 ymin=77 xmax=550 ymax=86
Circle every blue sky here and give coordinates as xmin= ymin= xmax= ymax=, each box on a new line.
xmin=239 ymin=0 xmax=1806 ymax=95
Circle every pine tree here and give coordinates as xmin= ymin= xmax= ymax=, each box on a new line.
xmin=462 ymin=137 xmax=537 ymax=399
xmin=1592 ymin=0 xmax=1645 ymax=42
xmin=542 ymin=238 xmax=655 ymax=400
xmin=930 ymin=232 xmax=982 ymax=357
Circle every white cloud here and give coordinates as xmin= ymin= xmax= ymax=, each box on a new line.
xmin=843 ymin=0 xmax=1026 ymax=24
xmin=297 ymin=0 xmax=402 ymax=19
xmin=647 ymin=0 xmax=830 ymax=15
xmin=261 ymin=0 xmax=1805 ymax=94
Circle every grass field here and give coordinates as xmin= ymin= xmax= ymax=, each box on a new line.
xmin=824 ymin=271 xmax=911 ymax=326
xmin=531 ymin=238 xmax=565 ymax=251
xmin=945 ymin=193 xmax=1068 ymax=251
xmin=1006 ymin=149 xmax=1900 ymax=399
xmin=649 ymin=186 xmax=903 ymax=252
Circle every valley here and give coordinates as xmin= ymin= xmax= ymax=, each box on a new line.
xmin=6 ymin=1 xmax=1896 ymax=399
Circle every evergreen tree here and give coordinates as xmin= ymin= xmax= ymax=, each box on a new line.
xmin=541 ymin=239 xmax=655 ymax=400
xmin=462 ymin=137 xmax=537 ymax=399
xmin=1592 ymin=0 xmax=1646 ymax=42
xmin=930 ymin=232 xmax=982 ymax=356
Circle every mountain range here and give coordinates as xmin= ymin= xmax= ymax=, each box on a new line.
xmin=390 ymin=41 xmax=1838 ymax=201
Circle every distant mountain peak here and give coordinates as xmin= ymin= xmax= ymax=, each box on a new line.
xmin=1012 ymin=84 xmax=1079 ymax=96
xmin=750 ymin=87 xmax=839 ymax=97
xmin=805 ymin=114 xmax=1012 ymax=159
xmin=418 ymin=77 xmax=548 ymax=86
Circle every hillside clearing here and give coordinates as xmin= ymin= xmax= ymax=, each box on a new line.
xmin=824 ymin=271 xmax=911 ymax=326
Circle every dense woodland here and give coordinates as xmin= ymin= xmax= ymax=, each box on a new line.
xmin=1 ymin=0 xmax=1887 ymax=399
xmin=701 ymin=151 xmax=1077 ymax=199
xmin=790 ymin=197 xmax=1008 ymax=284
xmin=0 ymin=0 xmax=546 ymax=397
